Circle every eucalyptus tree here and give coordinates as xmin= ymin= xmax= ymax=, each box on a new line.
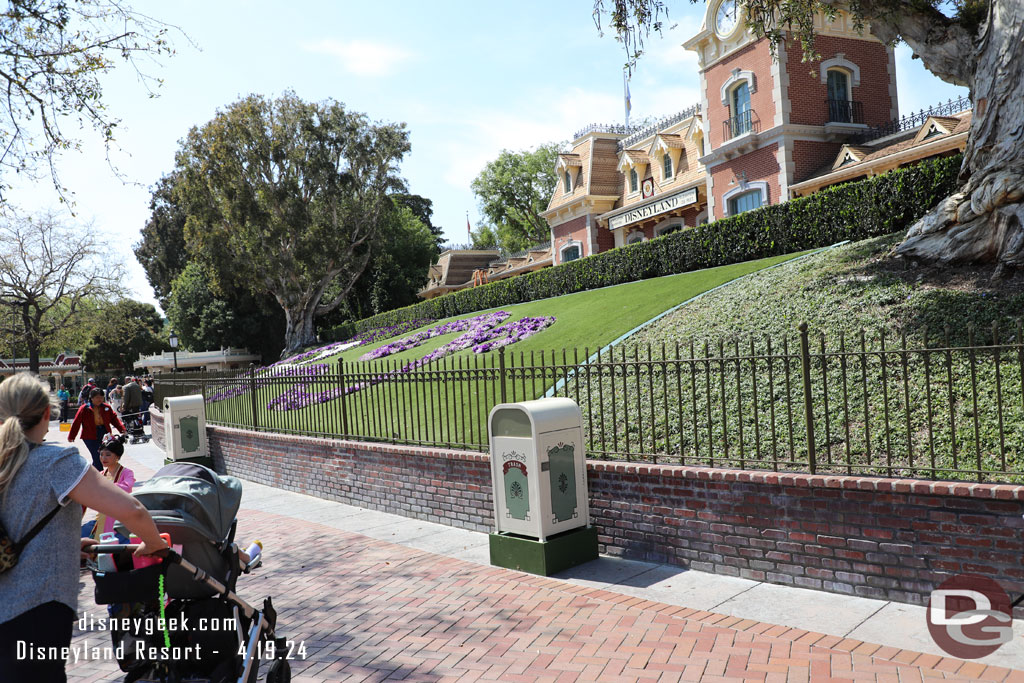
xmin=595 ymin=0 xmax=1024 ymax=276
xmin=174 ymin=92 xmax=410 ymax=355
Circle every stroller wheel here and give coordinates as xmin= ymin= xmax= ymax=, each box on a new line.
xmin=267 ymin=659 xmax=291 ymax=683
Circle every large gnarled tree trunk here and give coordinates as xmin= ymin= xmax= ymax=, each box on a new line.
xmin=883 ymin=0 xmax=1024 ymax=276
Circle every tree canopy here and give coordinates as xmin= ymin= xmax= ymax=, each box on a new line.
xmin=471 ymin=143 xmax=560 ymax=252
xmin=171 ymin=91 xmax=411 ymax=354
xmin=134 ymin=172 xmax=189 ymax=308
xmin=81 ymin=299 xmax=163 ymax=373
xmin=0 ymin=0 xmax=175 ymax=201
xmin=0 ymin=209 xmax=122 ymax=372
xmin=164 ymin=262 xmax=285 ymax=361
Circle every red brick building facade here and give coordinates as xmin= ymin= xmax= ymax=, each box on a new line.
xmin=541 ymin=2 xmax=971 ymax=261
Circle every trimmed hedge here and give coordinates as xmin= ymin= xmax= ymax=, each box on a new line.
xmin=349 ymin=154 xmax=962 ymax=333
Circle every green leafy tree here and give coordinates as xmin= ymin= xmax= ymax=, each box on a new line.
xmin=165 ymin=262 xmax=284 ymax=362
xmin=81 ymin=299 xmax=163 ymax=372
xmin=594 ymin=0 xmax=1024 ymax=276
xmin=134 ymin=172 xmax=189 ymax=308
xmin=359 ymin=205 xmax=439 ymax=317
xmin=0 ymin=0 xmax=175 ymax=201
xmin=173 ymin=91 xmax=410 ymax=354
xmin=392 ymin=193 xmax=445 ymax=251
xmin=471 ymin=143 xmax=561 ymax=251
xmin=470 ymin=225 xmax=499 ymax=250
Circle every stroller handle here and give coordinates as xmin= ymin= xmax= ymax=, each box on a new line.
xmin=91 ymin=544 xmax=172 ymax=558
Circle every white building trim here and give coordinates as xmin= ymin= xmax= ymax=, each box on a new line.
xmin=720 ymin=68 xmax=757 ymax=106
xmin=722 ymin=180 xmax=769 ymax=216
xmin=819 ymin=53 xmax=861 ymax=87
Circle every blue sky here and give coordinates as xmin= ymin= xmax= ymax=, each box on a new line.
xmin=11 ymin=1 xmax=967 ymax=311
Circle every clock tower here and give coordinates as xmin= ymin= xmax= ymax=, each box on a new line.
xmin=684 ymin=0 xmax=898 ymax=220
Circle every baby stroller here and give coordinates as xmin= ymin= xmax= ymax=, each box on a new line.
xmin=121 ymin=408 xmax=150 ymax=444
xmin=90 ymin=462 xmax=292 ymax=683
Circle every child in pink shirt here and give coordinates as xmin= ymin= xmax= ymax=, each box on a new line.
xmin=81 ymin=434 xmax=135 ymax=541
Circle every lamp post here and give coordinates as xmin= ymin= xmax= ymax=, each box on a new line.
xmin=169 ymin=331 xmax=179 ymax=373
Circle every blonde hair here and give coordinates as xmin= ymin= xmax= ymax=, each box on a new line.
xmin=0 ymin=373 xmax=54 ymax=496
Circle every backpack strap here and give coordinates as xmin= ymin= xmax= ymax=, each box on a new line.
xmin=13 ymin=443 xmax=66 ymax=552
xmin=14 ymin=504 xmax=63 ymax=553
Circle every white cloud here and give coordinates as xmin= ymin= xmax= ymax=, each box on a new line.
xmin=302 ymin=39 xmax=414 ymax=77
xmin=435 ymin=87 xmax=626 ymax=188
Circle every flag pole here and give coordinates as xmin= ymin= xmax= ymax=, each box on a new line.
xmin=623 ymin=70 xmax=631 ymax=130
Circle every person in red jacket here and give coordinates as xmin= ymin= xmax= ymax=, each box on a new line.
xmin=68 ymin=388 xmax=125 ymax=471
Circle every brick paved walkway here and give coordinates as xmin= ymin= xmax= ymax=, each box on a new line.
xmin=61 ymin=445 xmax=1024 ymax=682
xmin=69 ymin=513 xmax=1023 ymax=682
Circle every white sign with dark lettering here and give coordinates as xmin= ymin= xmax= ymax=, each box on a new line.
xmin=609 ymin=187 xmax=697 ymax=230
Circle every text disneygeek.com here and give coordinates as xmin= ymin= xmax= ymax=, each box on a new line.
xmin=14 ymin=613 xmax=308 ymax=663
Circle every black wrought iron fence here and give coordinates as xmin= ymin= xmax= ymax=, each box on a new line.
xmin=153 ymin=321 xmax=1024 ymax=482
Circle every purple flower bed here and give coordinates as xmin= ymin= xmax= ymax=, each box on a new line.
xmin=206 ymin=311 xmax=556 ymax=413
xmin=353 ymin=319 xmax=436 ymax=345
xmin=359 ymin=311 xmax=510 ymax=362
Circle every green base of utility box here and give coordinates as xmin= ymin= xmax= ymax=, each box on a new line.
xmin=164 ymin=455 xmax=214 ymax=469
xmin=489 ymin=526 xmax=598 ymax=576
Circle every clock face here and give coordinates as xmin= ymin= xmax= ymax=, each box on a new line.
xmin=715 ymin=0 xmax=739 ymax=38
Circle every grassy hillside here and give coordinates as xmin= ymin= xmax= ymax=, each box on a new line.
xmin=202 ymin=249 xmax=816 ymax=442
xmin=563 ymin=235 xmax=1024 ymax=481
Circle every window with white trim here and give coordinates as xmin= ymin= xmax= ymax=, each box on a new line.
xmin=663 ymin=153 xmax=673 ymax=179
xmin=826 ymin=68 xmax=853 ymax=123
xmin=727 ymin=189 xmax=762 ymax=215
xmin=564 ymin=170 xmax=573 ymax=193
xmin=629 ymin=168 xmax=639 ymax=193
xmin=626 ymin=230 xmax=645 ymax=245
xmin=561 ymin=244 xmax=581 ymax=262
xmin=729 ymin=81 xmax=752 ymax=137
xmin=656 ymin=223 xmax=682 ymax=237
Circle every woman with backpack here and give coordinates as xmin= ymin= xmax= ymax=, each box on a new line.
xmin=0 ymin=373 xmax=167 ymax=682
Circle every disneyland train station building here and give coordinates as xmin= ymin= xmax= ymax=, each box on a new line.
xmin=418 ymin=1 xmax=970 ymax=299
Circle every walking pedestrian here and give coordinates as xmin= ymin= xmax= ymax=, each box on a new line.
xmin=0 ymin=373 xmax=167 ymax=683
xmin=121 ymin=376 xmax=142 ymax=421
xmin=67 ymin=389 xmax=125 ymax=471
xmin=56 ymin=385 xmax=70 ymax=423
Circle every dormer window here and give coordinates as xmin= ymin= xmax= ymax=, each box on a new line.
xmin=564 ymin=170 xmax=573 ymax=193
xmin=663 ymin=154 xmax=673 ymax=179
xmin=630 ymin=168 xmax=639 ymax=193
xmin=923 ymin=123 xmax=944 ymax=140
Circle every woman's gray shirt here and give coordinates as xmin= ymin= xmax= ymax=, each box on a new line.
xmin=0 ymin=442 xmax=90 ymax=623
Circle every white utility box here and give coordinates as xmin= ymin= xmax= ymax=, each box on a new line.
xmin=488 ymin=397 xmax=589 ymax=542
xmin=163 ymin=395 xmax=208 ymax=461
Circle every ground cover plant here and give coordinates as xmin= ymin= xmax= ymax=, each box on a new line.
xmin=194 ymin=250 xmax=811 ymax=442
xmin=561 ymin=235 xmax=1024 ymax=482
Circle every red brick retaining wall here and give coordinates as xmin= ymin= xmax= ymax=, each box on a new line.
xmin=149 ymin=409 xmax=1024 ymax=611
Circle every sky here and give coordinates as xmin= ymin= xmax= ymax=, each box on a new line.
xmin=10 ymin=0 xmax=967 ymax=313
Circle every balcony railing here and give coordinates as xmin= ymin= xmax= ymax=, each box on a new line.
xmin=723 ymin=110 xmax=758 ymax=140
xmin=826 ymin=99 xmax=864 ymax=124
xmin=855 ymin=95 xmax=971 ymax=144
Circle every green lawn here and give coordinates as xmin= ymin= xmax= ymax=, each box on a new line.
xmin=202 ymin=249 xmax=816 ymax=445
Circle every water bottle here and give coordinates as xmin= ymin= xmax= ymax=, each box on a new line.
xmin=97 ymin=532 xmax=120 ymax=572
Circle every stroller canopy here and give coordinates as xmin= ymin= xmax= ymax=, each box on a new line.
xmin=132 ymin=462 xmax=242 ymax=544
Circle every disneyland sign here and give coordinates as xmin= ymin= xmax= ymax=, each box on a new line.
xmin=609 ymin=187 xmax=698 ymax=230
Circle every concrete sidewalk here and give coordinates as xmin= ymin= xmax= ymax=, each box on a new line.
xmin=58 ymin=424 xmax=1023 ymax=681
